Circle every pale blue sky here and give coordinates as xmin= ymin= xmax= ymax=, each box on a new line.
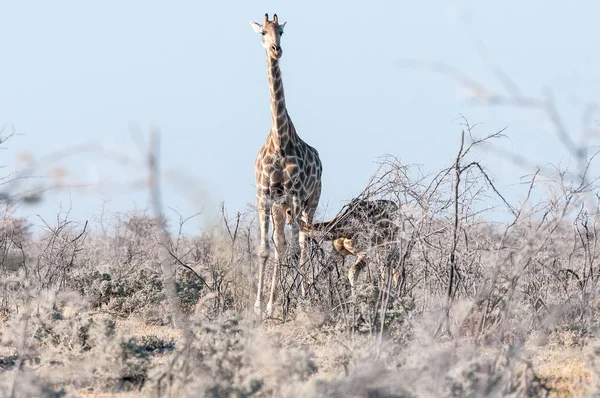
xmin=2 ymin=1 xmax=599 ymax=231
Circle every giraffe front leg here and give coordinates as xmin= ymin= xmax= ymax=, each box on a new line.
xmin=344 ymin=239 xmax=366 ymax=294
xmin=266 ymin=204 xmax=287 ymax=317
xmin=258 ymin=196 xmax=271 ymax=260
xmin=332 ymin=238 xmax=348 ymax=278
xmin=255 ymin=257 xmax=268 ymax=318
xmin=254 ymin=194 xmax=271 ymax=317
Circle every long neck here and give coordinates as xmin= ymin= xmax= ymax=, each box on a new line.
xmin=302 ymin=219 xmax=346 ymax=241
xmin=266 ymin=53 xmax=292 ymax=147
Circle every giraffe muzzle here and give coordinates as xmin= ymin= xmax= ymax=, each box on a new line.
xmin=270 ymin=45 xmax=282 ymax=58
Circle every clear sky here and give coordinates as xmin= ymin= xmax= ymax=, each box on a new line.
xmin=1 ymin=0 xmax=599 ymax=232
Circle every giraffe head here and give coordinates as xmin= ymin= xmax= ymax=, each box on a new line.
xmin=285 ymin=205 xmax=313 ymax=231
xmin=250 ymin=13 xmax=287 ymax=60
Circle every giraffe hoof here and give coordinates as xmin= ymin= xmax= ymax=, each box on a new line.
xmin=259 ymin=246 xmax=270 ymax=260
xmin=265 ymin=301 xmax=275 ymax=318
xmin=300 ymin=283 xmax=308 ymax=299
xmin=253 ymin=301 xmax=264 ymax=318
xmin=287 ymin=247 xmax=300 ymax=263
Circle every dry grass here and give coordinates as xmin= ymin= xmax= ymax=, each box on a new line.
xmin=2 ymin=117 xmax=600 ymax=397
xmin=534 ymin=351 xmax=592 ymax=398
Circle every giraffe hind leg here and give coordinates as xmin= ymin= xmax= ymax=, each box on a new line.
xmin=266 ymin=204 xmax=287 ymax=318
xmin=298 ymin=186 xmax=321 ymax=298
xmin=288 ymin=195 xmax=302 ymax=260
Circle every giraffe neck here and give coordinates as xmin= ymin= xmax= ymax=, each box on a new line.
xmin=303 ymin=219 xmax=345 ymax=240
xmin=266 ymin=53 xmax=296 ymax=150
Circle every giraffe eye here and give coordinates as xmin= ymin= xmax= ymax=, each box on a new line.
xmin=261 ymin=31 xmax=266 ymax=36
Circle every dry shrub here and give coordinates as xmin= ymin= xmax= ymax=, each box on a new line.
xmin=3 ymin=121 xmax=600 ymax=397
xmin=147 ymin=312 xmax=318 ymax=397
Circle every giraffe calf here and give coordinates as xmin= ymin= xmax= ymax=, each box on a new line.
xmin=286 ymin=199 xmax=401 ymax=290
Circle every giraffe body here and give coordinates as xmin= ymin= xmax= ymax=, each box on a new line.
xmin=251 ymin=14 xmax=323 ymax=318
xmin=291 ymin=198 xmax=400 ymax=289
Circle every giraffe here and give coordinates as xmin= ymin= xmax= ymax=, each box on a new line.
xmin=287 ymin=198 xmax=402 ymax=289
xmin=250 ymin=13 xmax=323 ymax=318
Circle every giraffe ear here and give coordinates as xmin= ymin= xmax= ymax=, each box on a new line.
xmin=250 ymin=22 xmax=263 ymax=34
xmin=279 ymin=21 xmax=287 ymax=30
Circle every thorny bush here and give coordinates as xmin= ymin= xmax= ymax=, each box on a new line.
xmin=2 ymin=126 xmax=600 ymax=396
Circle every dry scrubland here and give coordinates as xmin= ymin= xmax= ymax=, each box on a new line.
xmin=2 ymin=122 xmax=600 ymax=398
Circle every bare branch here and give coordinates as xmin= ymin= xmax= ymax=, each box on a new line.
xmin=148 ymin=129 xmax=189 ymax=340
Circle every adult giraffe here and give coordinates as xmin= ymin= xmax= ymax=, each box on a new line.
xmin=250 ymin=13 xmax=323 ymax=317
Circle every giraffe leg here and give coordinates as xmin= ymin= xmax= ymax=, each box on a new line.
xmin=335 ymin=255 xmax=344 ymax=280
xmin=332 ymin=238 xmax=349 ymax=277
xmin=288 ymin=196 xmax=301 ymax=260
xmin=266 ymin=204 xmax=287 ymax=317
xmin=298 ymin=185 xmax=321 ymax=298
xmin=286 ymin=195 xmax=305 ymax=297
xmin=254 ymin=193 xmax=271 ymax=317
xmin=379 ymin=247 xmax=401 ymax=290
xmin=298 ymin=227 xmax=309 ymax=298
xmin=379 ymin=264 xmax=393 ymax=289
xmin=378 ymin=259 xmax=401 ymax=290
xmin=392 ymin=268 xmax=401 ymax=290
xmin=344 ymin=239 xmax=366 ymax=293
xmin=283 ymin=197 xmax=303 ymax=297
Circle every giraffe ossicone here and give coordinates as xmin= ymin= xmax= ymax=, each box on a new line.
xmin=251 ymin=13 xmax=323 ymax=318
